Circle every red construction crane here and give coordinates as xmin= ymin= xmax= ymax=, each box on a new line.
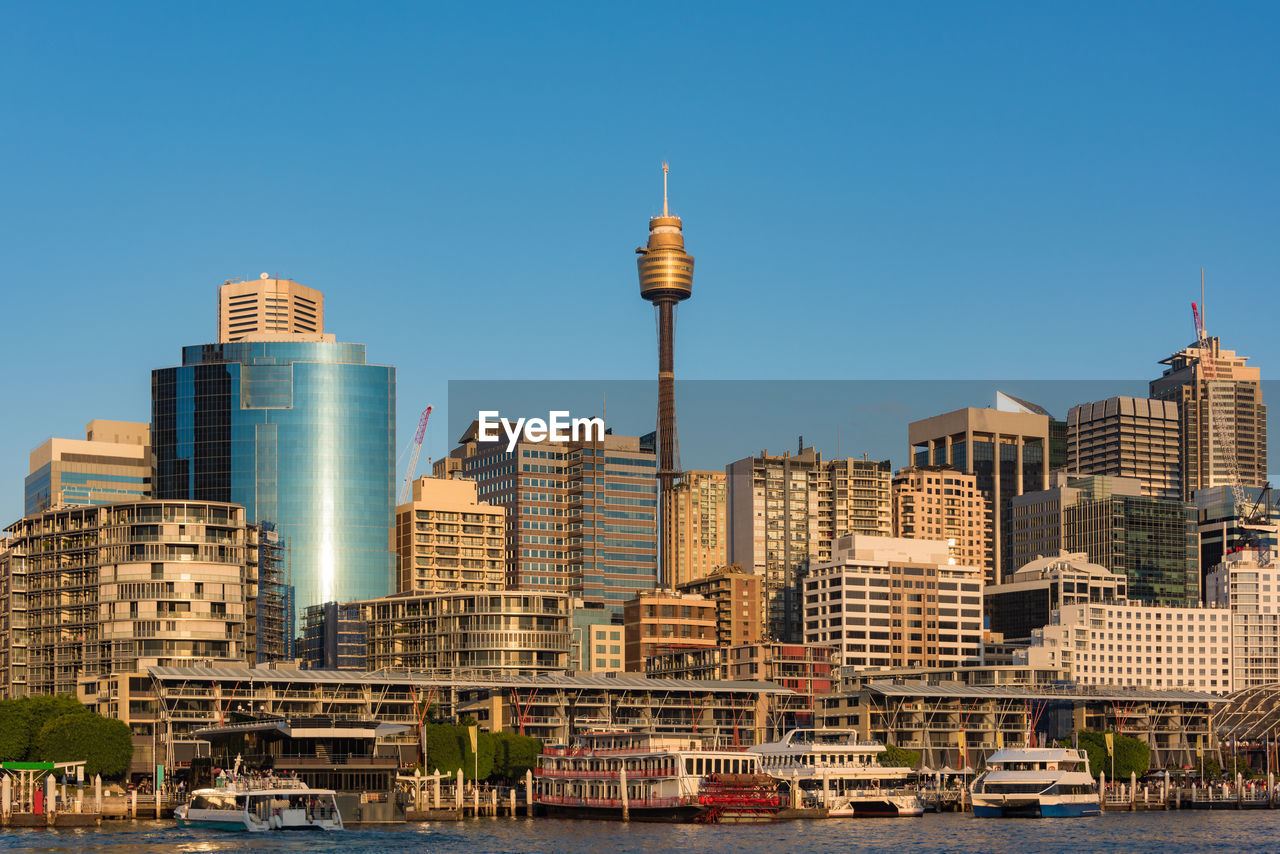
xmin=399 ymin=405 xmax=433 ymax=504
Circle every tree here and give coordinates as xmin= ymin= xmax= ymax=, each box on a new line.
xmin=1076 ymin=731 xmax=1150 ymax=780
xmin=34 ymin=713 xmax=133 ymax=779
xmin=0 ymin=695 xmax=89 ymax=763
xmin=490 ymin=732 xmax=542 ymax=782
xmin=879 ymin=743 xmax=921 ymax=769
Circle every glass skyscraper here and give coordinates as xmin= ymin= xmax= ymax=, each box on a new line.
xmin=151 ymin=340 xmax=396 ymax=614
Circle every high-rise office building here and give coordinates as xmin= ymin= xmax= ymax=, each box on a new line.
xmin=892 ymin=465 xmax=990 ymax=569
xmin=727 ymin=447 xmax=892 ymax=642
xmin=983 ymin=551 xmax=1126 ymax=642
xmin=218 ymin=275 xmax=324 ymax=342
xmin=300 ymin=601 xmax=367 ymax=670
xmin=1010 ymin=473 xmax=1199 ymax=606
xmin=1196 ymin=485 xmax=1280 ymax=578
xmin=393 ymin=476 xmax=505 ymax=593
xmin=0 ymin=500 xmax=270 ymax=698
xmin=1151 ymin=336 xmax=1267 ymax=501
xmin=908 ymin=403 xmax=1051 ymax=584
xmin=804 ymin=535 xmax=985 ymax=670
xmin=24 ymin=420 xmax=151 ymax=515
xmin=153 ymin=294 xmax=396 ymax=615
xmin=664 ymin=470 xmax=727 ymax=587
xmin=450 ymin=422 xmax=658 ymax=607
xmin=1066 ymin=397 xmax=1181 ymax=500
xmin=636 ymin=164 xmax=694 ymax=589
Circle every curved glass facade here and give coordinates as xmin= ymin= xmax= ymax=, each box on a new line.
xmin=152 ymin=341 xmax=396 ymax=614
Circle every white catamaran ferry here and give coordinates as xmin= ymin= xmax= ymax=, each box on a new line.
xmin=748 ymin=729 xmax=924 ymax=817
xmin=970 ymin=747 xmax=1100 ymax=818
xmin=536 ymin=731 xmax=782 ymax=822
xmin=175 ymin=763 xmax=343 ymax=832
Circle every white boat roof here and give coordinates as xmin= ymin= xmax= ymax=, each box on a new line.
xmin=986 ymin=748 xmax=1082 ymax=763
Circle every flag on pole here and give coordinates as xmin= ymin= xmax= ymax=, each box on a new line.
xmin=468 ymin=725 xmax=479 ymax=755
xmin=1197 ymin=735 xmax=1204 ymax=758
xmin=1105 ymin=732 xmax=1115 ymax=756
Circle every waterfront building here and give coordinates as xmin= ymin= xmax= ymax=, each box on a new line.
xmin=622 ymin=589 xmax=717 ymax=672
xmin=983 ymin=551 xmax=1126 ymax=642
xmin=1151 ymin=336 xmax=1267 ymax=501
xmin=448 ymin=422 xmax=658 ymax=605
xmin=1066 ymin=396 xmax=1181 ymax=499
xmin=24 ymin=420 xmax=150 ymax=515
xmin=664 ymin=470 xmax=727 ymax=587
xmin=1025 ymin=601 xmax=1232 ymax=693
xmin=0 ymin=499 xmax=266 ymax=698
xmin=569 ymin=600 xmax=624 ymax=672
xmin=301 ymin=601 xmax=367 ymax=670
xmin=152 ymin=332 xmax=396 ymax=614
xmin=645 ymin=642 xmax=837 ymax=732
xmin=803 ymin=535 xmax=984 ymax=670
xmin=218 ymin=275 xmax=324 ymax=341
xmin=361 ymin=590 xmax=570 ymax=675
xmin=1207 ymin=548 xmax=1280 ymax=691
xmin=1196 ymin=485 xmax=1280 ymax=583
xmin=818 ymin=674 xmax=1223 ymax=771
xmin=908 ymin=402 xmax=1051 ymax=584
xmin=394 ymin=476 xmax=505 ymax=593
xmin=1010 ymin=473 xmax=1199 ymax=606
xmin=891 ymin=465 xmax=990 ymax=568
xmin=675 ymin=563 xmax=762 ymax=647
xmin=140 ymin=665 xmax=788 ymax=749
xmin=726 ymin=446 xmax=892 ymax=641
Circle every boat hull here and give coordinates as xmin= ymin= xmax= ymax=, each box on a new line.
xmin=541 ymin=802 xmax=706 ymax=822
xmin=829 ymin=795 xmax=924 ymax=818
xmin=972 ymin=799 xmax=1100 ymax=818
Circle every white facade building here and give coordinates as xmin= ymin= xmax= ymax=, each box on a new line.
xmin=1027 ymin=601 xmax=1231 ymax=693
xmin=804 ymin=535 xmax=984 ymax=671
xmin=1207 ymin=548 xmax=1280 ymax=690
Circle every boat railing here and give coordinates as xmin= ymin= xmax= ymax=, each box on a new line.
xmin=212 ymin=776 xmax=312 ymax=793
xmin=536 ymin=767 xmax=677 ymax=780
xmin=537 ymin=794 xmax=699 ymax=809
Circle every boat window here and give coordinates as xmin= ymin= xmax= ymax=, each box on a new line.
xmin=685 ymin=758 xmax=693 ymax=774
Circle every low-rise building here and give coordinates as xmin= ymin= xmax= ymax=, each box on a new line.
xmin=569 ymin=600 xmax=624 ymax=673
xmin=622 ymin=590 xmax=718 ymax=672
xmin=984 ymin=551 xmax=1127 ymax=642
xmin=675 ymin=563 xmax=762 ymax=647
xmin=804 ymin=535 xmax=984 ymax=670
xmin=361 ymin=590 xmax=570 ymax=676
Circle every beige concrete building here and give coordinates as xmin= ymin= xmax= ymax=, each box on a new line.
xmin=892 ymin=465 xmax=990 ymax=568
xmin=1067 ymin=396 xmax=1181 ymax=499
xmin=393 ymin=476 xmax=505 ymax=593
xmin=1026 ymin=601 xmax=1231 ymax=693
xmin=0 ymin=500 xmax=266 ymax=699
xmin=1207 ymin=547 xmax=1280 ymax=691
xmin=984 ymin=550 xmax=1126 ymax=641
xmin=664 ymin=470 xmax=727 ymax=587
xmin=804 ymin=535 xmax=985 ymax=670
xmin=1151 ymin=337 xmax=1267 ymax=501
xmin=361 ymin=590 xmax=570 ymax=676
xmin=908 ymin=406 xmax=1051 ymax=584
xmin=676 ymin=563 xmax=763 ymax=647
xmin=726 ymin=447 xmax=892 ymax=641
xmin=24 ymin=420 xmax=150 ymax=514
xmin=218 ymin=275 xmax=325 ymax=341
xmin=622 ymin=590 xmax=717 ymax=671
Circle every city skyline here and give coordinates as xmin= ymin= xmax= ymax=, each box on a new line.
xmin=3 ymin=4 xmax=1279 ymax=529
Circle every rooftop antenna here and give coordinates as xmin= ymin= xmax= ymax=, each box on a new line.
xmin=662 ymin=161 xmax=670 ymax=216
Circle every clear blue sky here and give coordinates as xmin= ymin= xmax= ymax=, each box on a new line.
xmin=2 ymin=2 xmax=1278 ymax=524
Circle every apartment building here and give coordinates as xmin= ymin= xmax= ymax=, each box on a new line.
xmin=393 ymin=476 xmax=505 ymax=592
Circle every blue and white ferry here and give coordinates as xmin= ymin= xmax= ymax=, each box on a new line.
xmin=175 ymin=770 xmax=342 ymax=832
xmin=970 ymin=748 xmax=1100 ymax=818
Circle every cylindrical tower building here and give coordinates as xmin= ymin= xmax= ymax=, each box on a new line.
xmin=636 ymin=163 xmax=694 ymax=589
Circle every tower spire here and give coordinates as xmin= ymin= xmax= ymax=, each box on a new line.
xmin=662 ymin=161 xmax=669 ymax=217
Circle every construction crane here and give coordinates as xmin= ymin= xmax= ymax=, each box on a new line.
xmin=1192 ymin=299 xmax=1275 ymax=564
xmin=399 ymin=405 xmax=433 ymax=505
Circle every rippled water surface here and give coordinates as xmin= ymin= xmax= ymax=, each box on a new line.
xmin=2 ymin=813 xmax=1280 ymax=853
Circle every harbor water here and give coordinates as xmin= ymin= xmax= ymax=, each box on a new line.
xmin=2 ymin=813 xmax=1280 ymax=854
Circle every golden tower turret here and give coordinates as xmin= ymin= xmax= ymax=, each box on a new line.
xmin=636 ymin=163 xmax=694 ymax=588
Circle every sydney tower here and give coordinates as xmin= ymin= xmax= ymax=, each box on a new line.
xmin=636 ymin=163 xmax=694 ymax=589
